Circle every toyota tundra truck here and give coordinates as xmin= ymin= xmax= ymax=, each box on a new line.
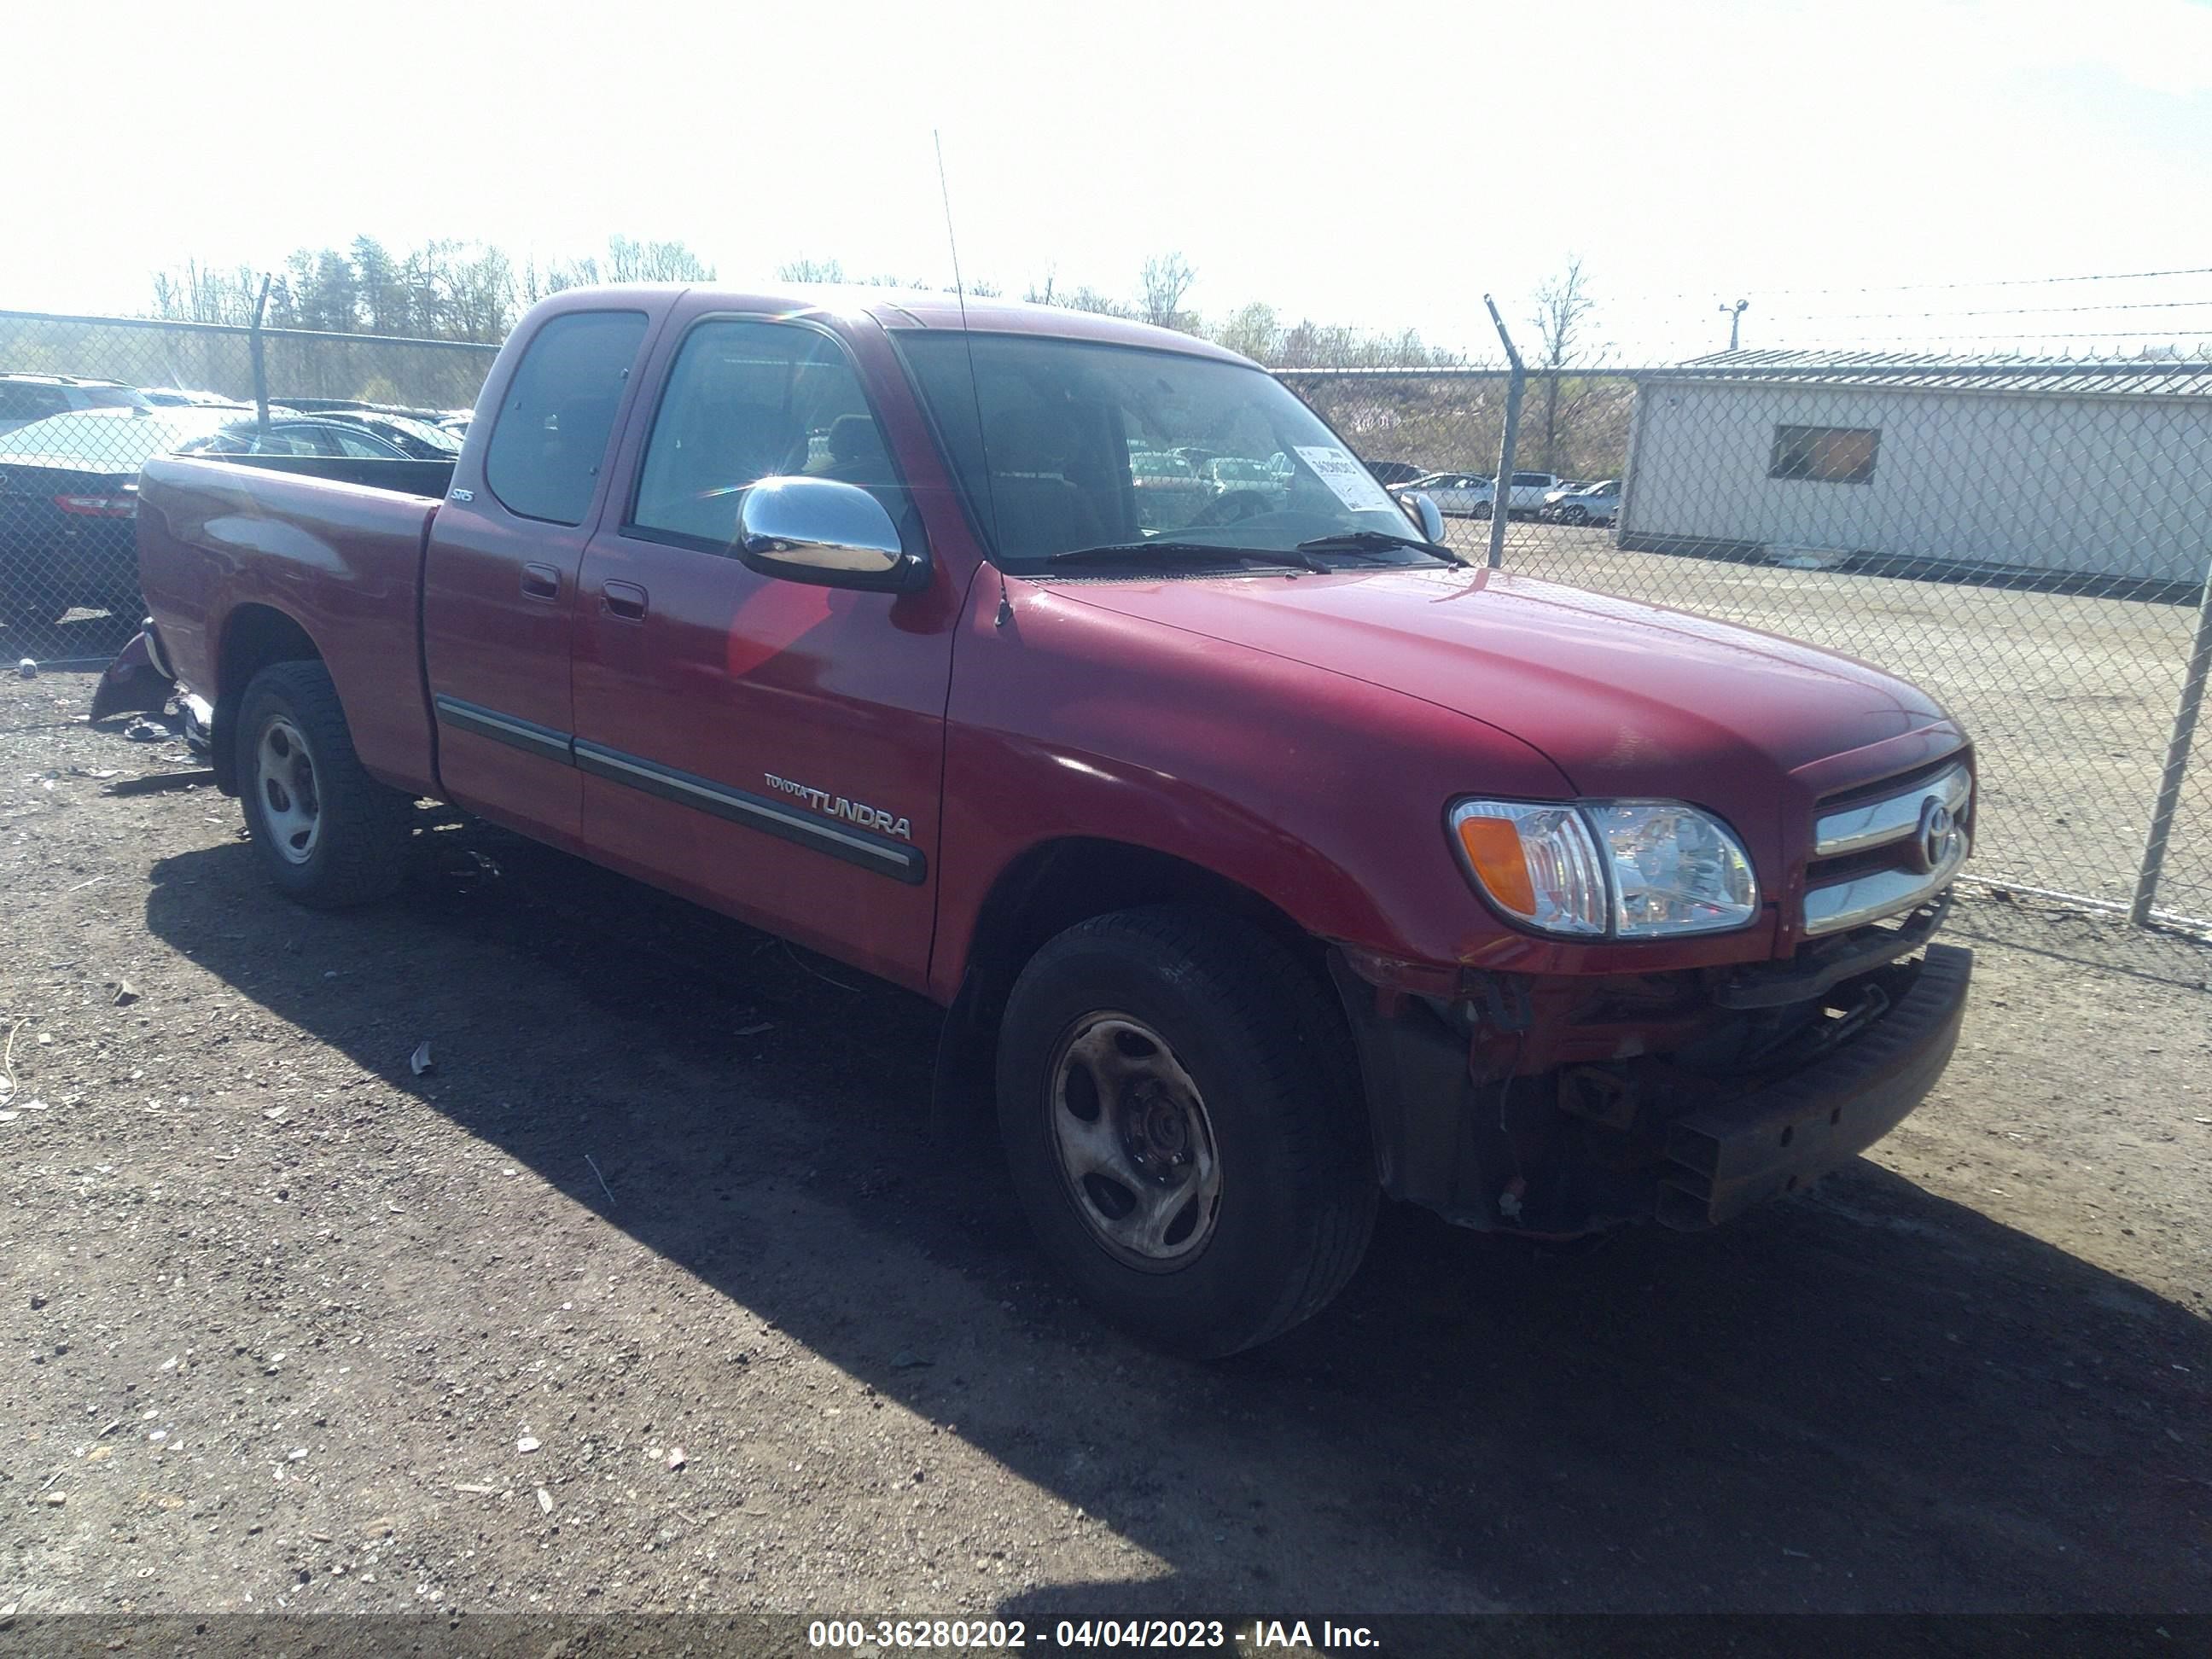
xmin=117 ymin=285 xmax=1975 ymax=1356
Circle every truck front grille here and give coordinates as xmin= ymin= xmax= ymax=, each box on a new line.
xmin=1802 ymin=757 xmax=1972 ymax=936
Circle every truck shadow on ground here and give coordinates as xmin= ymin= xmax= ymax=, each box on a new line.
xmin=143 ymin=816 xmax=2211 ymax=1614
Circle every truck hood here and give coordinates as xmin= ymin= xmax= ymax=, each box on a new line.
xmin=1047 ymin=564 xmax=1953 ymax=797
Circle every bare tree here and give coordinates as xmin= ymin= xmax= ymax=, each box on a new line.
xmin=1138 ymin=253 xmax=1198 ymax=331
xmin=1529 ymin=257 xmax=1610 ymax=475
xmin=776 ymin=257 xmax=847 ymax=283
xmin=606 ymin=236 xmax=715 ymax=283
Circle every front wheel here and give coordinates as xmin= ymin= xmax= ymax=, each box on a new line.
xmin=996 ymin=906 xmax=1377 ymax=1357
xmin=1470 ymin=502 xmax=1492 ymax=520
xmin=236 ymin=660 xmax=413 ymax=907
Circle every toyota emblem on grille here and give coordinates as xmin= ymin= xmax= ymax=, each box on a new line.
xmin=1911 ymin=798 xmax=1960 ymax=875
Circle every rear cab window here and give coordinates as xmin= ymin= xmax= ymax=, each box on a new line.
xmin=483 ymin=311 xmax=650 ymax=525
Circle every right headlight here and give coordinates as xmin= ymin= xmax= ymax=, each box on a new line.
xmin=1448 ymin=797 xmax=1760 ymax=940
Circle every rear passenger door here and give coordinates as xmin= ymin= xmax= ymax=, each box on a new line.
xmin=568 ymin=311 xmax=956 ymax=990
xmin=422 ymin=307 xmax=656 ymax=850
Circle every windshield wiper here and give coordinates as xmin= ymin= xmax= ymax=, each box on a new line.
xmin=1294 ymin=529 xmax=1460 ymax=564
xmin=1043 ymin=540 xmax=1325 ymax=573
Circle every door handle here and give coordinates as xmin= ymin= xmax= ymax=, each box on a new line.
xmin=603 ymin=580 xmax=649 ymax=620
xmin=521 ymin=562 xmax=561 ymax=600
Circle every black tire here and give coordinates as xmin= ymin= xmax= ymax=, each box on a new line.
xmin=995 ymin=905 xmax=1377 ymax=1357
xmin=1561 ymin=504 xmax=1588 ymax=526
xmin=1470 ymin=502 xmax=1492 ymax=520
xmin=236 ymin=660 xmax=412 ymax=907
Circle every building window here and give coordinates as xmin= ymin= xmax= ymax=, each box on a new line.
xmin=1769 ymin=424 xmax=1878 ymax=484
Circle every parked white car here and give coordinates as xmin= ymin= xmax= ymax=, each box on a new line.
xmin=1477 ymin=470 xmax=1569 ymax=519
xmin=0 ymin=373 xmax=151 ymax=435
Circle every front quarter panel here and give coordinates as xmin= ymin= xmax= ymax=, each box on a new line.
xmin=933 ymin=574 xmax=1602 ymax=1001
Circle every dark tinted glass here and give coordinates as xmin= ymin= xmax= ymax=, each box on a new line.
xmin=484 ymin=311 xmax=649 ymax=525
xmin=901 ymin=331 xmax=1422 ymax=568
xmin=1770 ymin=425 xmax=1879 ymax=484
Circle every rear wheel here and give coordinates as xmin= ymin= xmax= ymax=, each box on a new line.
xmin=236 ymin=660 xmax=412 ymax=907
xmin=1470 ymin=502 xmax=1492 ymax=520
xmin=1561 ymin=504 xmax=1589 ymax=526
xmin=996 ymin=905 xmax=1377 ymax=1357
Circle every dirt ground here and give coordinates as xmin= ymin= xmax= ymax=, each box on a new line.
xmin=2 ymin=663 xmax=2209 ymax=1619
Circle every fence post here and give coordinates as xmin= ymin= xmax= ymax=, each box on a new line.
xmin=1482 ymin=294 xmax=1525 ymax=571
xmin=249 ymin=276 xmax=272 ymax=436
xmin=2129 ymin=555 xmax=2212 ymax=924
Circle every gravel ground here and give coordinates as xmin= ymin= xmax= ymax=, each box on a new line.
xmin=2 ymin=665 xmax=2209 ymax=1619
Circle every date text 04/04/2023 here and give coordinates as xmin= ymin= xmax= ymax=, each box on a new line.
xmin=805 ymin=1621 xmax=1382 ymax=1650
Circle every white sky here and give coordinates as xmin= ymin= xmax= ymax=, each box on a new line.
xmin=5 ymin=0 xmax=2210 ymax=360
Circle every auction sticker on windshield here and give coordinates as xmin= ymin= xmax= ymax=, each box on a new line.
xmin=1294 ymin=446 xmax=1398 ymax=515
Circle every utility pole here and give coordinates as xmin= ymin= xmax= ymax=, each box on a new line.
xmin=1719 ymin=298 xmax=1749 ymax=352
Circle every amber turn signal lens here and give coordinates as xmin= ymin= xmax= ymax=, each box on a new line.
xmin=1455 ymin=814 xmax=1536 ymax=915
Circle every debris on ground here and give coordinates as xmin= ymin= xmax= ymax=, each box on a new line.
xmin=105 ymin=768 xmax=218 ymax=796
xmin=409 ymin=1040 xmax=434 ymax=1076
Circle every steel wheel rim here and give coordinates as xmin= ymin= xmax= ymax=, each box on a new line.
xmin=1046 ymin=1011 xmax=1222 ymax=1270
xmin=255 ymin=715 xmax=322 ymax=864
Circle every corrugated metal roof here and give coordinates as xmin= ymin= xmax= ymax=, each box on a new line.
xmin=1651 ymin=349 xmax=2212 ymax=400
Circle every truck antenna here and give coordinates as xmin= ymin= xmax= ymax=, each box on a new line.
xmin=934 ymin=129 xmax=1011 ymax=629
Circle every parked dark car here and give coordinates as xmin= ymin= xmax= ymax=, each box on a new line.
xmin=1363 ymin=458 xmax=1429 ymax=487
xmin=177 ymin=418 xmax=414 ymax=461
xmin=310 ymin=410 xmax=464 ymax=459
xmin=0 ymin=407 xmax=234 ymax=625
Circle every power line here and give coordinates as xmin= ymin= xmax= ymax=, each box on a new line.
xmin=1601 ymin=265 xmax=2212 ymax=307
xmin=1762 ymin=297 xmax=2212 ymax=323
xmin=1766 ymin=329 xmax=2212 ymax=345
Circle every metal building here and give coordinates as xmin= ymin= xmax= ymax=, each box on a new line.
xmin=1619 ymin=352 xmax=2212 ymax=589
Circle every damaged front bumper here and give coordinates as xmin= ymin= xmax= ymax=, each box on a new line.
xmin=1329 ymin=926 xmax=1972 ymax=1236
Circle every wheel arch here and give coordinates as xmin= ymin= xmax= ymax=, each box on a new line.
xmin=930 ymin=835 xmax=1348 ymax=1130
xmin=212 ymin=603 xmax=323 ymax=795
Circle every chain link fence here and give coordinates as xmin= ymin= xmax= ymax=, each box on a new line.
xmin=0 ymin=308 xmax=495 ymax=663
xmin=3 ymin=306 xmax=2207 ymax=932
xmin=1286 ymin=353 xmax=2212 ymax=932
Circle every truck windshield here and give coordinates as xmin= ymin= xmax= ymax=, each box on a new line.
xmin=899 ymin=332 xmax=1447 ymax=572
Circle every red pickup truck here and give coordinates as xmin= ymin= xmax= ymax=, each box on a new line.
xmin=119 ymin=285 xmax=1975 ymax=1355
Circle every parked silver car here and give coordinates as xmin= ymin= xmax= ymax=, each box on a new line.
xmin=1394 ymin=471 xmax=1492 ymax=516
xmin=1540 ymin=478 xmax=1621 ymax=526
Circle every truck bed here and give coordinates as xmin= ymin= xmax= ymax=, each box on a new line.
xmin=137 ymin=452 xmax=446 ymax=796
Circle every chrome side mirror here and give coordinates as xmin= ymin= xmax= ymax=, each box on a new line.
xmin=736 ymin=476 xmax=928 ymax=593
xmin=1406 ymin=492 xmax=1447 ymax=546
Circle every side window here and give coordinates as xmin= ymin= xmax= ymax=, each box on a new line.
xmin=0 ymin=385 xmax=65 ymax=422
xmin=630 ymin=319 xmax=905 ymax=550
xmin=1770 ymin=424 xmax=1878 ymax=484
xmin=328 ymin=426 xmax=396 ymax=459
xmin=484 ymin=310 xmax=649 ymax=526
